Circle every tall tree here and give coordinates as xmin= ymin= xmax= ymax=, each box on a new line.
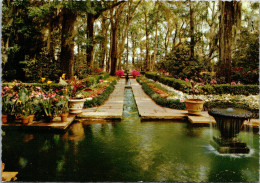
xmin=86 ymin=0 xmax=125 ymax=72
xmin=217 ymin=1 xmax=241 ymax=83
xmin=60 ymin=7 xmax=77 ymax=79
xmin=110 ymin=1 xmax=126 ymax=75
xmin=189 ymin=0 xmax=195 ymax=59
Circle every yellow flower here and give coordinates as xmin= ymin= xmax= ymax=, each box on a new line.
xmin=41 ymin=78 xmax=46 ymax=82
xmin=62 ymin=73 xmax=66 ymax=79
xmin=22 ymin=109 xmax=25 ymax=113
xmin=47 ymin=80 xmax=52 ymax=84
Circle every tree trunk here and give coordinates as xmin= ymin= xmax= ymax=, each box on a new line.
xmin=60 ymin=8 xmax=77 ymax=79
xmin=151 ymin=6 xmax=158 ymax=71
xmin=189 ymin=0 xmax=195 ymax=59
xmin=217 ymin=1 xmax=241 ymax=83
xmin=107 ymin=27 xmax=112 ymax=73
xmin=110 ymin=24 xmax=118 ymax=76
xmin=145 ymin=12 xmax=150 ymax=71
xmin=100 ymin=15 xmax=108 ymax=69
xmin=86 ymin=13 xmax=95 ymax=71
xmin=110 ymin=2 xmax=125 ymax=76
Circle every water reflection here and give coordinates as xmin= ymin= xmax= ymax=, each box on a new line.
xmin=63 ymin=122 xmax=85 ymax=143
xmin=1 ymin=88 xmax=259 ymax=182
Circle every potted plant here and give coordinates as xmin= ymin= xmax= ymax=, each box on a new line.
xmin=56 ymin=95 xmax=69 ymax=122
xmin=38 ymin=92 xmax=61 ymax=122
xmin=130 ymin=70 xmax=140 ymax=79
xmin=67 ymin=76 xmax=88 ymax=114
xmin=2 ymin=93 xmax=15 ymax=124
xmin=184 ymin=80 xmax=204 ymax=115
xmin=27 ymin=98 xmax=39 ymax=123
xmin=21 ymin=109 xmax=30 ymax=125
xmin=116 ymin=70 xmax=124 ymax=78
xmin=14 ymin=88 xmax=32 ymax=124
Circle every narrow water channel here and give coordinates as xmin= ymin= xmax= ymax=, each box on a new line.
xmin=2 ymin=85 xmax=259 ymax=182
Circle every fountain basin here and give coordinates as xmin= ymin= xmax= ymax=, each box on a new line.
xmin=209 ymin=108 xmax=252 ymax=154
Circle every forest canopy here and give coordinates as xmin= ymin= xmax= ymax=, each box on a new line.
xmin=2 ymin=0 xmax=259 ymax=84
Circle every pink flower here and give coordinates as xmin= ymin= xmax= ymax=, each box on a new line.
xmin=131 ymin=70 xmax=140 ymax=77
xmin=99 ymin=79 xmax=103 ymax=83
xmin=231 ymin=82 xmax=236 ymax=85
xmin=210 ymin=79 xmax=217 ymax=84
xmin=116 ymin=70 xmax=124 ymax=77
xmin=36 ymin=87 xmax=41 ymax=90
xmin=184 ymin=78 xmax=189 ymax=82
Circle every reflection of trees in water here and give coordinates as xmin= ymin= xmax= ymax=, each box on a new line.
xmin=2 ymin=131 xmax=69 ymax=181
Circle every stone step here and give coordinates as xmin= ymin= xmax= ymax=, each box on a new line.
xmin=188 ymin=115 xmax=216 ymax=124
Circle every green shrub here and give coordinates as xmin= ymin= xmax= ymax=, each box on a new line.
xmin=145 ymin=72 xmax=190 ymax=92
xmin=84 ymin=79 xmax=117 ymax=108
xmin=200 ymin=84 xmax=259 ymax=95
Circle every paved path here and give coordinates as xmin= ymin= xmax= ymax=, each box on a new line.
xmin=130 ymin=79 xmax=188 ymax=120
xmin=78 ymin=78 xmax=125 ymax=120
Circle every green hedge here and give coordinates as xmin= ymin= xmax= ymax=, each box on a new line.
xmin=136 ymin=78 xmax=186 ymax=110
xmin=200 ymin=84 xmax=259 ymax=95
xmin=145 ymin=72 xmax=190 ymax=92
xmin=84 ymin=79 xmax=118 ymax=108
xmin=145 ymin=72 xmax=259 ymax=95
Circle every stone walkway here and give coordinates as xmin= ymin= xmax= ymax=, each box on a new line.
xmin=78 ymin=78 xmax=125 ymax=120
xmin=131 ymin=79 xmax=187 ymax=120
xmin=130 ymin=79 xmax=215 ymax=123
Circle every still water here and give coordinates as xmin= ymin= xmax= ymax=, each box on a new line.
xmin=2 ymin=89 xmax=259 ymax=182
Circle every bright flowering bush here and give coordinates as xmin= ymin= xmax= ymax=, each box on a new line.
xmin=1 ymin=81 xmax=70 ymax=120
xmin=231 ymin=66 xmax=258 ymax=84
xmin=116 ymin=70 xmax=124 ymax=77
xmin=131 ymin=70 xmax=140 ymax=77
xmin=96 ymin=68 xmax=103 ymax=73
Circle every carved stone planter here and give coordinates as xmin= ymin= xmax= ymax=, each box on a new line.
xmin=68 ymin=99 xmax=86 ymax=114
xmin=184 ymin=99 xmax=204 ymax=115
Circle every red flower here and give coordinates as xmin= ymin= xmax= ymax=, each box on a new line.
xmin=116 ymin=70 xmax=124 ymax=77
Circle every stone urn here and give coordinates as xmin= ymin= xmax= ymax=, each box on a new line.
xmin=68 ymin=98 xmax=86 ymax=114
xmin=184 ymin=99 xmax=204 ymax=115
xmin=209 ymin=108 xmax=252 ymax=154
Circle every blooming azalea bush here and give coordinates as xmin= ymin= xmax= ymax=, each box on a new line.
xmin=116 ymin=70 xmax=124 ymax=78
xmin=131 ymin=70 xmax=140 ymax=78
xmin=231 ymin=66 xmax=258 ymax=84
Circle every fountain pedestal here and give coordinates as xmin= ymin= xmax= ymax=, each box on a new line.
xmin=209 ymin=108 xmax=252 ymax=154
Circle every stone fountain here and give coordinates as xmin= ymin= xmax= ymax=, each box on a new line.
xmin=209 ymin=108 xmax=252 ymax=154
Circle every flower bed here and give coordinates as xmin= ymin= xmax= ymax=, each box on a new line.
xmin=136 ymin=77 xmax=186 ymax=110
xmin=84 ymin=78 xmax=118 ymax=108
xmin=139 ymin=76 xmax=259 ymax=118
xmin=1 ymin=73 xmax=115 ymax=123
xmin=145 ymin=72 xmax=259 ymax=95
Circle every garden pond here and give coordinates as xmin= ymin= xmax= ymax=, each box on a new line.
xmin=2 ymin=88 xmax=259 ymax=182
